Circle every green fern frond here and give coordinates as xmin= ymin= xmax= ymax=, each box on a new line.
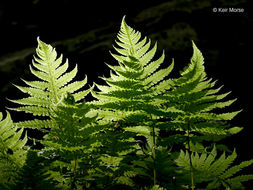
xmin=9 ymin=38 xmax=89 ymax=129
xmin=92 ymin=16 xmax=174 ymax=128
xmin=133 ymin=146 xmax=175 ymax=188
xmin=41 ymin=96 xmax=104 ymax=188
xmin=44 ymin=101 xmax=99 ymax=150
xmin=160 ymin=42 xmax=242 ymax=146
xmin=0 ymin=111 xmax=27 ymax=188
xmin=91 ymin=18 xmax=176 ymax=187
xmin=225 ymin=175 xmax=253 ymax=189
xmin=175 ymin=146 xmax=253 ymax=189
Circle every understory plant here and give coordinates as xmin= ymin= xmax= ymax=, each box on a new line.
xmin=0 ymin=16 xmax=252 ymax=190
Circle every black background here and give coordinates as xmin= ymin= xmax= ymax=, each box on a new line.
xmin=0 ymin=0 xmax=252 ymax=186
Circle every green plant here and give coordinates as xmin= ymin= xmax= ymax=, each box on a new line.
xmin=176 ymin=146 xmax=253 ymax=189
xmin=41 ymin=95 xmax=101 ymax=189
xmin=154 ymin=41 xmax=244 ymax=189
xmin=0 ymin=16 xmax=252 ymax=189
xmin=8 ymin=38 xmax=89 ymax=129
xmin=91 ymin=16 xmax=174 ymax=186
xmin=157 ymin=41 xmax=241 ymax=147
xmin=0 ymin=111 xmax=27 ymax=189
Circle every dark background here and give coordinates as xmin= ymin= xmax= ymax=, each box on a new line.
xmin=0 ymin=0 xmax=252 ymax=184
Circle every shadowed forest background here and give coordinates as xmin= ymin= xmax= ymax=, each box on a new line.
xmin=0 ymin=0 xmax=252 ymax=183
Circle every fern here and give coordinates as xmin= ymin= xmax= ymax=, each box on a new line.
xmin=154 ymin=42 xmax=244 ymax=190
xmin=157 ymin=42 xmax=242 ymax=148
xmin=40 ymin=94 xmax=138 ymax=189
xmin=0 ymin=111 xmax=27 ymax=189
xmin=132 ymin=146 xmax=179 ymax=189
xmin=40 ymin=94 xmax=102 ymax=189
xmin=91 ymin=16 xmax=173 ymax=121
xmin=8 ymin=38 xmax=90 ymax=129
xmin=90 ymin=16 xmax=174 ymax=186
xmin=16 ymin=150 xmax=58 ymax=190
xmin=1 ymin=16 xmax=252 ymax=190
xmin=175 ymin=146 xmax=253 ymax=189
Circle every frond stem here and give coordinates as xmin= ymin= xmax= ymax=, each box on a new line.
xmin=43 ymin=47 xmax=59 ymax=103
xmin=71 ymin=153 xmax=78 ymax=189
xmin=187 ymin=117 xmax=195 ymax=190
xmin=123 ymin=21 xmax=135 ymax=55
xmin=150 ymin=114 xmax=157 ymax=186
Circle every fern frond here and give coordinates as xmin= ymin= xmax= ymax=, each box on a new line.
xmin=91 ymin=19 xmax=176 ymax=187
xmin=175 ymin=146 xmax=253 ymax=189
xmin=0 ymin=111 xmax=27 ymax=188
xmin=160 ymin=42 xmax=242 ymax=146
xmin=92 ymin=16 xmax=174 ymax=126
xmin=40 ymin=96 xmax=106 ymax=188
xmin=9 ymin=38 xmax=90 ymax=129
xmin=226 ymin=175 xmax=253 ymax=189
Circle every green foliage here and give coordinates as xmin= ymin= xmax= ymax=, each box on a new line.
xmin=16 ymin=150 xmax=57 ymax=190
xmin=41 ymin=96 xmax=101 ymax=189
xmin=8 ymin=38 xmax=89 ymax=129
xmin=90 ymin=16 xmax=175 ymax=187
xmin=143 ymin=185 xmax=166 ymax=190
xmin=156 ymin=41 xmax=242 ymax=149
xmin=132 ymin=146 xmax=177 ymax=189
xmin=175 ymin=146 xmax=253 ymax=189
xmin=91 ymin=16 xmax=174 ymax=121
xmin=0 ymin=111 xmax=27 ymax=189
xmin=0 ymin=16 xmax=252 ymax=190
xmin=42 ymin=95 xmax=138 ymax=189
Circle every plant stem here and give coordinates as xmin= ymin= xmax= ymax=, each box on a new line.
xmin=150 ymin=114 xmax=157 ymax=186
xmin=187 ymin=117 xmax=195 ymax=190
xmin=152 ymin=124 xmax=157 ymax=186
xmin=71 ymin=154 xmax=78 ymax=189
